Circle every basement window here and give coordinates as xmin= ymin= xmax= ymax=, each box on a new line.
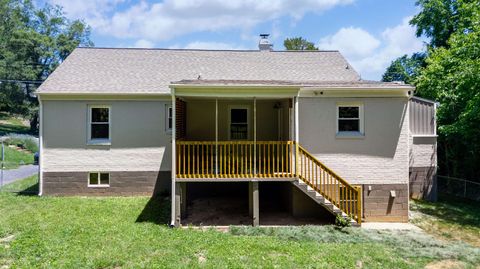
xmin=336 ymin=104 xmax=364 ymax=137
xmin=88 ymin=105 xmax=111 ymax=144
xmin=88 ymin=172 xmax=110 ymax=187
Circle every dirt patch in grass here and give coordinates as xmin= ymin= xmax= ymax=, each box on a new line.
xmin=411 ymin=197 xmax=480 ymax=247
xmin=425 ymin=259 xmax=466 ymax=269
xmin=0 ymin=235 xmax=15 ymax=244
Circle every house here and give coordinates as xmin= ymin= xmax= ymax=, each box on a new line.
xmin=35 ymin=35 xmax=437 ymax=226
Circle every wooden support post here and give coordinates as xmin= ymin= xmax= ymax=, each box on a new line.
xmin=175 ymin=182 xmax=181 ymax=227
xmin=249 ymin=182 xmax=253 ymax=217
xmin=180 ymin=182 xmax=187 ymax=218
xmin=251 ymin=181 xmax=259 ymax=226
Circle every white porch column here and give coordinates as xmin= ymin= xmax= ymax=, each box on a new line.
xmin=215 ymin=98 xmax=218 ymax=177
xmin=171 ymin=89 xmax=177 ymax=227
xmin=294 ymin=96 xmax=299 ymax=176
xmin=253 ymin=97 xmax=257 ymax=176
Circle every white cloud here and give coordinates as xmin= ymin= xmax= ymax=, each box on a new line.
xmin=48 ymin=0 xmax=354 ymax=41
xmin=133 ymin=39 xmax=155 ymax=48
xmin=318 ymin=27 xmax=380 ymax=59
xmin=48 ymin=0 xmax=124 ymax=27
xmin=318 ymin=17 xmax=424 ymax=80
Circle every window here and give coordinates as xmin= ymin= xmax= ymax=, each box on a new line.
xmin=337 ymin=104 xmax=364 ymax=135
xmin=88 ymin=172 xmax=110 ymax=187
xmin=229 ymin=107 xmax=249 ymax=140
xmin=88 ymin=105 xmax=110 ymax=143
xmin=166 ymin=105 xmax=173 ymax=131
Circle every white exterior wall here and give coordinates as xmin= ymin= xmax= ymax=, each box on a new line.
xmin=42 ymin=100 xmax=172 ymax=172
xmin=298 ymin=97 xmax=409 ymax=185
xmin=409 ymin=136 xmax=437 ymax=168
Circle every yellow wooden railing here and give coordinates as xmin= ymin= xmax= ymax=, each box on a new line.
xmin=176 ymin=141 xmax=295 ymax=178
xmin=297 ymin=145 xmax=362 ymax=224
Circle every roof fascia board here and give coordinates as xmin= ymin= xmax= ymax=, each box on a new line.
xmin=299 ymin=87 xmax=412 ymax=98
xmin=38 ymin=93 xmax=171 ymax=101
xmin=172 ymin=86 xmax=300 ymax=98
xmin=410 ymin=96 xmax=439 ymax=105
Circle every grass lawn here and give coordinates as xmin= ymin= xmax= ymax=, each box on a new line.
xmin=411 ymin=196 xmax=480 ymax=247
xmin=1 ymin=177 xmax=479 ymax=268
xmin=0 ymin=112 xmax=30 ymax=136
xmin=1 ymin=146 xmax=34 ymax=170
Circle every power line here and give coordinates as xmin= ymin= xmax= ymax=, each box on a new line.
xmin=0 ymin=79 xmax=44 ymax=84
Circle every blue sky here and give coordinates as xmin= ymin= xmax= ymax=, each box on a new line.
xmin=39 ymin=0 xmax=426 ymax=80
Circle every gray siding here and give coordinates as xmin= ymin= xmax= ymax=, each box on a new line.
xmin=409 ymin=97 xmax=436 ymax=135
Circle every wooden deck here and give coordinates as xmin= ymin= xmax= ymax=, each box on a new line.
xmin=175 ymin=140 xmax=362 ymax=224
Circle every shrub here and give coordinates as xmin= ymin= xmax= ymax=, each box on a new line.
xmin=335 ymin=215 xmax=351 ymax=228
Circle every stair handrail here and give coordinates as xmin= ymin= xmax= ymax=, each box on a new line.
xmin=297 ymin=144 xmax=362 ymax=224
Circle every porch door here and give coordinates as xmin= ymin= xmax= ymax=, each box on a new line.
xmin=229 ymin=107 xmax=249 ymax=140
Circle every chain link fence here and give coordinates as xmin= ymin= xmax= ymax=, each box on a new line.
xmin=437 ymin=175 xmax=480 ymax=201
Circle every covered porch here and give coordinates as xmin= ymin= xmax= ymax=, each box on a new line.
xmin=173 ymin=94 xmax=297 ymax=181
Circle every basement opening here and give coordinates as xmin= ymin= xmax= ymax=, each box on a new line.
xmin=182 ymin=182 xmax=250 ymax=226
xmin=259 ymin=182 xmax=335 ymax=225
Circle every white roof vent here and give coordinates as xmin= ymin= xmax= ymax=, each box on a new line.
xmin=259 ymin=34 xmax=273 ymax=51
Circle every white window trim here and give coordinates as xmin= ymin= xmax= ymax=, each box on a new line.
xmin=336 ymin=103 xmax=365 ymax=138
xmin=88 ymin=172 xmax=110 ymax=188
xmin=87 ymin=105 xmax=111 ymax=145
xmin=228 ymin=105 xmax=251 ymax=140
xmin=165 ymin=104 xmax=173 ymax=133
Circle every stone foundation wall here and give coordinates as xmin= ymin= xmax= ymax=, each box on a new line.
xmin=42 ymin=171 xmax=171 ymax=196
xmin=362 ymin=183 xmax=408 ymax=222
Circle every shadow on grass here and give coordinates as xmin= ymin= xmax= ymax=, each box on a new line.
xmin=15 ymin=182 xmax=39 ymax=196
xmin=0 ymin=112 xmax=31 ymax=136
xmin=1 ymin=178 xmax=38 ymax=196
xmin=413 ymin=195 xmax=480 ymax=229
xmin=135 ymin=195 xmax=171 ymax=225
xmin=0 ymin=123 xmax=30 ymax=136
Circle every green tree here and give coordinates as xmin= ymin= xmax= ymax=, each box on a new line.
xmin=284 ymin=37 xmax=318 ymax=50
xmin=382 ymin=53 xmax=426 ymax=84
xmin=416 ymin=21 xmax=480 ymax=179
xmin=0 ymin=0 xmax=93 ymax=132
xmin=410 ymin=0 xmax=478 ymax=48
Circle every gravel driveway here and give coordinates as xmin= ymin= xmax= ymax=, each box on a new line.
xmin=1 ymin=165 xmax=38 ymax=185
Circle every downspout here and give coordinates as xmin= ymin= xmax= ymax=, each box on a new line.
xmin=170 ymin=88 xmax=176 ymax=227
xmin=38 ymin=95 xmax=44 ymax=196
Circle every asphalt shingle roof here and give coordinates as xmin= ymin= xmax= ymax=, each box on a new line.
xmin=37 ymin=47 xmax=363 ymax=94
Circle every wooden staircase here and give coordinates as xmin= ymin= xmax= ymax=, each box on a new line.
xmin=292 ymin=179 xmax=359 ymax=226
xmin=295 ymin=145 xmax=362 ymax=225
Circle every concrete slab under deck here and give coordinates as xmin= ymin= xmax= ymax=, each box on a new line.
xmin=181 ymin=184 xmax=335 ymax=226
